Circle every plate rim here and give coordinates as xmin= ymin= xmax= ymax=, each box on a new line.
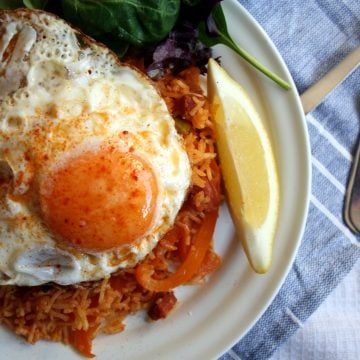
xmin=0 ymin=1 xmax=312 ymax=359
xmin=209 ymin=0 xmax=312 ymax=357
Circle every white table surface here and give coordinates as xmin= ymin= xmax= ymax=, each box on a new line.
xmin=270 ymin=259 xmax=360 ymax=359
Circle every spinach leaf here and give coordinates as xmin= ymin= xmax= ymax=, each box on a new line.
xmin=23 ymin=0 xmax=48 ymax=9
xmin=181 ymin=0 xmax=202 ymax=6
xmin=0 ymin=0 xmax=47 ymax=9
xmin=0 ymin=0 xmax=23 ymax=9
xmin=96 ymin=34 xmax=129 ymax=57
xmin=199 ymin=4 xmax=291 ymax=90
xmin=61 ymin=0 xmax=180 ymax=47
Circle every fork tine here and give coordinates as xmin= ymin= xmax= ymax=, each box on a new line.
xmin=344 ymin=136 xmax=360 ymax=233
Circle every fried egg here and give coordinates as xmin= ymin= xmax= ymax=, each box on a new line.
xmin=0 ymin=10 xmax=191 ymax=286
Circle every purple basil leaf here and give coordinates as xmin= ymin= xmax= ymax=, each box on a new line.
xmin=144 ymin=20 xmax=212 ymax=78
xmin=206 ymin=12 xmax=219 ymax=36
xmin=128 ymin=1 xmax=221 ymax=78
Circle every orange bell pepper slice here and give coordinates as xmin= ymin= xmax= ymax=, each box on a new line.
xmin=72 ymin=327 xmax=96 ymax=358
xmin=135 ymin=209 xmax=218 ymax=292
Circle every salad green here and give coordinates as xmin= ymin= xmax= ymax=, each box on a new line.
xmin=199 ymin=3 xmax=291 ymax=90
xmin=62 ymin=0 xmax=180 ymax=46
xmin=0 ymin=0 xmax=290 ymax=89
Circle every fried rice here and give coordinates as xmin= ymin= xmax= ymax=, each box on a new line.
xmin=0 ymin=64 xmax=222 ymax=357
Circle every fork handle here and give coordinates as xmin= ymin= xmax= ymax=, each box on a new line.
xmin=300 ymin=47 xmax=360 ymax=115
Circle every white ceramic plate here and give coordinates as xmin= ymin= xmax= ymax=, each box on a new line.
xmin=0 ymin=1 xmax=311 ymax=359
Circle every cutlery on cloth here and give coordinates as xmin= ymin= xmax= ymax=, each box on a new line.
xmin=300 ymin=46 xmax=360 ymax=233
xmin=300 ymin=47 xmax=360 ymax=114
xmin=344 ymin=141 xmax=360 ymax=233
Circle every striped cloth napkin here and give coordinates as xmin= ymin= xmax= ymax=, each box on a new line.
xmin=220 ymin=1 xmax=360 ymax=359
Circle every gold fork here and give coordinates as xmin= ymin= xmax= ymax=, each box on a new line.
xmin=300 ymin=46 xmax=360 ymax=233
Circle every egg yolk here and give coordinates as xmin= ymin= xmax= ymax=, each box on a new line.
xmin=40 ymin=146 xmax=158 ymax=252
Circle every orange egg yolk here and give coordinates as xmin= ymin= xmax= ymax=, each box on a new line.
xmin=40 ymin=147 xmax=158 ymax=252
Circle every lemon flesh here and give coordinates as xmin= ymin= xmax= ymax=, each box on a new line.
xmin=207 ymin=59 xmax=280 ymax=273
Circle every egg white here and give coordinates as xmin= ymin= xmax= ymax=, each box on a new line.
xmin=0 ymin=10 xmax=191 ymax=286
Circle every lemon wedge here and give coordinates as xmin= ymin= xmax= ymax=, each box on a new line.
xmin=207 ymin=58 xmax=280 ymax=273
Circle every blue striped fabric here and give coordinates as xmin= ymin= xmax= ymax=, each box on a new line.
xmin=220 ymin=1 xmax=360 ymax=359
